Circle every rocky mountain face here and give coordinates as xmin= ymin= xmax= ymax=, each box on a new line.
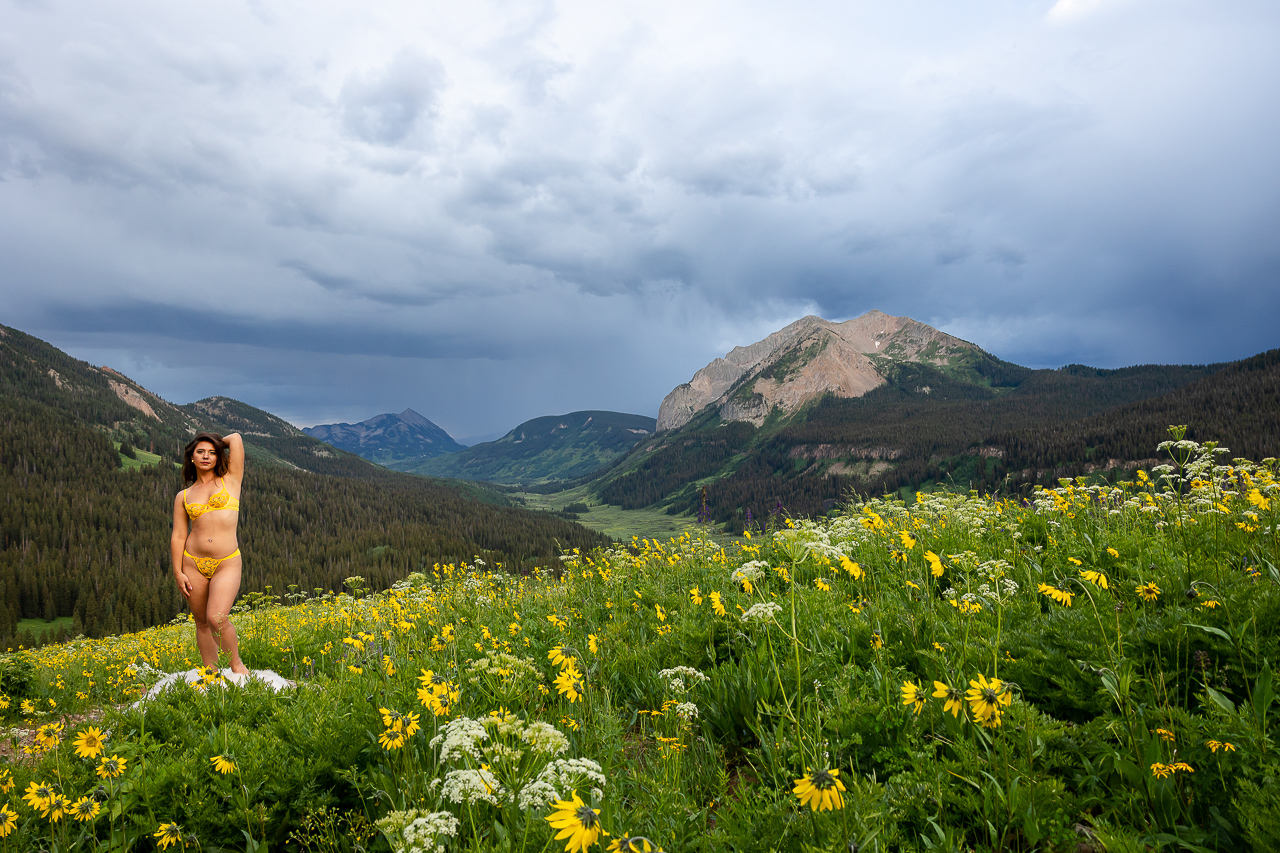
xmin=656 ymin=310 xmax=984 ymax=431
xmin=303 ymin=409 xmax=464 ymax=466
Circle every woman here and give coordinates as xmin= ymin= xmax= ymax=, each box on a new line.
xmin=171 ymin=432 xmax=250 ymax=674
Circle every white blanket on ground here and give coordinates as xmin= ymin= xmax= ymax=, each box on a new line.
xmin=136 ymin=668 xmax=295 ymax=704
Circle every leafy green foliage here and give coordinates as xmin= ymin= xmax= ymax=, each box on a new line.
xmin=2 ymin=432 xmax=1279 ymax=851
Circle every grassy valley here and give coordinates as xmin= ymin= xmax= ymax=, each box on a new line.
xmin=512 ymin=484 xmax=711 ymax=541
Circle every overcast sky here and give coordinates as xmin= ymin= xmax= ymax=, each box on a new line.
xmin=3 ymin=0 xmax=1277 ymax=440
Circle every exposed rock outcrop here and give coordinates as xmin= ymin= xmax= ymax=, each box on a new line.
xmin=657 ymin=310 xmax=981 ymax=430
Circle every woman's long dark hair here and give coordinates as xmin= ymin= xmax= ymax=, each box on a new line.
xmin=182 ymin=432 xmax=229 ymax=486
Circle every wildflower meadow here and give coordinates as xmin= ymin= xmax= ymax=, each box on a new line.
xmin=1 ymin=429 xmax=1278 ymax=852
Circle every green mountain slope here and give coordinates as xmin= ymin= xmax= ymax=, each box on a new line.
xmin=0 ymin=325 xmax=612 ymax=645
xmin=0 ymin=323 xmax=377 ymax=476
xmin=399 ymin=410 xmax=656 ymax=484
xmin=591 ymin=354 xmax=1250 ymax=531
xmin=985 ymin=348 xmax=1280 ymax=487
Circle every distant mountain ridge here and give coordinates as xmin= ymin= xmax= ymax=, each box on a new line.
xmin=581 ymin=311 xmax=1277 ymax=532
xmin=304 ymin=409 xmax=464 ymax=465
xmin=400 ymin=410 xmax=655 ymax=484
xmin=0 ymin=323 xmax=418 ymax=478
xmin=658 ymin=310 xmax=996 ymax=430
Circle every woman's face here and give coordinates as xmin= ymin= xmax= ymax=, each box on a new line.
xmin=192 ymin=441 xmax=218 ymax=471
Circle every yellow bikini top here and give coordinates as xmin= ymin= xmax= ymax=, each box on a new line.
xmin=184 ymin=478 xmax=240 ymax=519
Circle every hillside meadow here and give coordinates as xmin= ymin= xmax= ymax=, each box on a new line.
xmin=0 ymin=431 xmax=1277 ymax=852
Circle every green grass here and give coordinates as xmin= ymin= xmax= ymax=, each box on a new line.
xmin=114 ymin=441 xmax=166 ymax=470
xmin=15 ymin=616 xmax=74 ymax=637
xmin=4 ymin=432 xmax=1280 ymax=852
xmin=514 ymin=483 xmax=713 ymax=540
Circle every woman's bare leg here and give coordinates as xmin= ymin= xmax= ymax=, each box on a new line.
xmin=206 ymin=559 xmax=248 ymax=674
xmin=182 ymin=568 xmax=219 ymax=668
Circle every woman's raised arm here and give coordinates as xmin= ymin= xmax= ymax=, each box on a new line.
xmin=223 ymin=432 xmax=245 ymax=481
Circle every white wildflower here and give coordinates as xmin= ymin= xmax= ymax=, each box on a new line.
xmin=536 ymin=758 xmax=606 ymax=803
xmin=377 ymin=810 xmax=459 ymax=853
xmin=740 ymin=602 xmax=783 ymax=623
xmin=521 ymin=721 xmax=570 ymax=755
xmin=431 ymin=717 xmax=489 ymax=762
xmin=517 ymin=780 xmax=560 ymax=810
xmin=658 ymin=666 xmax=708 ymax=694
xmin=440 ymin=768 xmax=503 ymax=806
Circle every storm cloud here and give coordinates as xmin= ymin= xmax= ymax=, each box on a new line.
xmin=2 ymin=0 xmax=1277 ymax=437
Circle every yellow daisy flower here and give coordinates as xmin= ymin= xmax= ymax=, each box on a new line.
xmin=71 ymin=796 xmax=100 ymax=822
xmin=44 ymin=792 xmax=69 ymax=822
xmin=0 ymin=803 xmax=16 ymax=837
xmin=545 ymin=791 xmax=605 ymax=853
xmin=554 ymin=664 xmax=585 ymax=704
xmin=1038 ymin=584 xmax=1073 ymax=607
xmin=210 ymin=755 xmax=237 ymax=774
xmin=932 ymin=681 xmax=965 ymax=718
xmin=1080 ymin=570 xmax=1109 ymax=589
xmin=965 ymin=674 xmax=1010 ymax=728
xmin=154 ymin=821 xmax=185 ymax=849
xmin=1137 ymin=582 xmax=1162 ymax=602
xmin=793 ymin=768 xmax=845 ymax=811
xmin=73 ymin=726 xmax=106 ymax=760
xmin=901 ymin=680 xmax=925 ymax=715
xmin=96 ymin=754 xmax=127 ymax=779
xmin=23 ymin=780 xmax=54 ymax=812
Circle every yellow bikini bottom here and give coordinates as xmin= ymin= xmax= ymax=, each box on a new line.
xmin=184 ymin=549 xmax=241 ymax=579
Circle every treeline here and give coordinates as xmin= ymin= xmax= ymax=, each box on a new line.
xmin=972 ymin=348 xmax=1280 ymax=492
xmin=598 ymin=360 xmax=1238 ymax=533
xmin=0 ymin=396 xmax=611 ymax=647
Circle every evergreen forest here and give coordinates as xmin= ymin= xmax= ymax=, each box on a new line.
xmin=0 ymin=325 xmax=611 ymax=648
xmin=592 ymin=353 xmax=1280 ymax=533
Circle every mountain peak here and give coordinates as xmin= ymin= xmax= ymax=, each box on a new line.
xmin=304 ymin=409 xmax=463 ymax=465
xmin=397 ymin=408 xmax=434 ymax=427
xmin=656 ymin=310 xmax=981 ymax=431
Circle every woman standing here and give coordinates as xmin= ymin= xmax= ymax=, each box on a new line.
xmin=171 ymin=432 xmax=249 ymax=674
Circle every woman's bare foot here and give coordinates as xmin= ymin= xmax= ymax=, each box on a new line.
xmin=230 ymin=662 xmax=250 ymax=675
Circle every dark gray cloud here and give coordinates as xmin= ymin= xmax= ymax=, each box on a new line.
xmin=2 ymin=0 xmax=1278 ymax=436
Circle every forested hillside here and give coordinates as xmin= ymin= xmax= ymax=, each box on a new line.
xmin=0 ymin=323 xmax=378 ymax=475
xmin=983 ymin=347 xmax=1280 ymax=489
xmin=0 ymin=325 xmax=612 ymax=648
xmin=0 ymin=395 xmax=610 ymax=647
xmin=593 ymin=357 xmax=1269 ymax=532
xmin=403 ymin=410 xmax=655 ymax=483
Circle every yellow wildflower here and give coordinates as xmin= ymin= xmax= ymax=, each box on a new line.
xmin=793 ymin=768 xmax=845 ymax=811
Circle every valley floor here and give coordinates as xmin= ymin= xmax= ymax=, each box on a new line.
xmin=514 ymin=483 xmax=712 ymax=541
